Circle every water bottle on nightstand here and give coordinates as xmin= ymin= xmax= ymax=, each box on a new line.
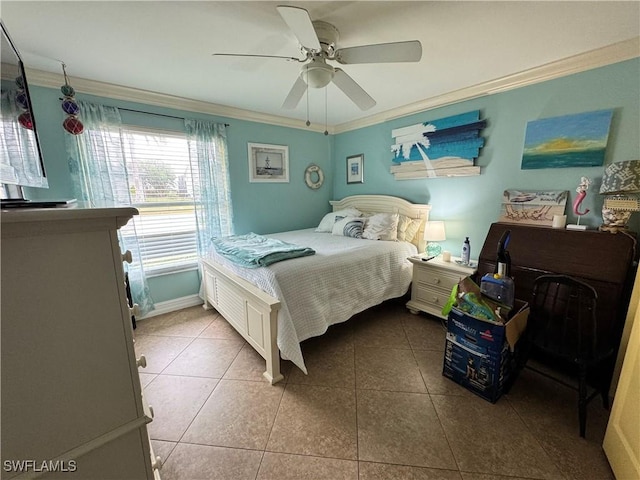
xmin=461 ymin=237 xmax=470 ymax=265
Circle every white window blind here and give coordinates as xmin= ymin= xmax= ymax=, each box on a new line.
xmin=119 ymin=126 xmax=199 ymax=275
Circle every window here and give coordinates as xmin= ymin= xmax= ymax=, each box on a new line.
xmin=119 ymin=126 xmax=200 ymax=276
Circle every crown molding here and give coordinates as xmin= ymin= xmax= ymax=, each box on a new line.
xmin=333 ymin=36 xmax=640 ymax=134
xmin=22 ymin=68 xmax=330 ymax=133
xmin=18 ymin=36 xmax=638 ymax=136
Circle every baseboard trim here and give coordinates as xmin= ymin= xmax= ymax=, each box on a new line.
xmin=140 ymin=294 xmax=203 ymax=319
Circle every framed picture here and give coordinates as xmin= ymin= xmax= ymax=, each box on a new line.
xmin=346 ymin=154 xmax=364 ymax=184
xmin=248 ymin=143 xmax=289 ymax=183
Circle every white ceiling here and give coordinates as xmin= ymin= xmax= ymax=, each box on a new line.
xmin=1 ymin=1 xmax=639 ymax=130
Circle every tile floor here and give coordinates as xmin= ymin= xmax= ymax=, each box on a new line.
xmin=133 ymin=298 xmax=615 ymax=480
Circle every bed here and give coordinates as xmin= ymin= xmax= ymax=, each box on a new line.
xmin=200 ymin=195 xmax=431 ymax=383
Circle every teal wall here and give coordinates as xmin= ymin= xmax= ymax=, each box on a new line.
xmin=333 ymin=59 xmax=640 ymax=259
xmin=21 ymin=58 xmax=640 ymax=303
xmin=23 ymin=87 xmax=333 ymax=303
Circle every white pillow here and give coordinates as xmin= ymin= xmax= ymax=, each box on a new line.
xmin=315 ymin=208 xmax=362 ymax=232
xmin=331 ymin=216 xmax=365 ymax=238
xmin=363 ymin=213 xmax=399 ymax=241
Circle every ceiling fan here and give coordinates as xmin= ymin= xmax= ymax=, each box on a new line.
xmin=213 ymin=5 xmax=422 ymax=112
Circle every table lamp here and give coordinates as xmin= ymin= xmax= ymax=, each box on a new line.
xmin=599 ymin=160 xmax=640 ymax=232
xmin=424 ymin=221 xmax=446 ymax=258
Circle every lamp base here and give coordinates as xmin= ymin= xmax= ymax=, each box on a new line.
xmin=601 ymin=207 xmax=633 ymax=233
xmin=425 ymin=243 xmax=442 ymax=258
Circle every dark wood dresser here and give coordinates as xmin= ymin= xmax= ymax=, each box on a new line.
xmin=476 ymin=222 xmax=637 ymax=386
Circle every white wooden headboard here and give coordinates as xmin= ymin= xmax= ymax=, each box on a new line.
xmin=329 ymin=195 xmax=431 ymax=250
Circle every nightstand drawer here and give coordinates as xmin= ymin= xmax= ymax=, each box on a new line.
xmin=414 ymin=267 xmax=461 ymax=293
xmin=414 ymin=287 xmax=451 ymax=310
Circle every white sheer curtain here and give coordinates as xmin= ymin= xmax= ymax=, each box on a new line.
xmin=66 ymin=100 xmax=155 ymax=316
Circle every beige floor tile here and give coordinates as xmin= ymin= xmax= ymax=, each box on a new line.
xmin=414 ymin=349 xmax=474 ymax=397
xmin=288 ymin=341 xmax=355 ymax=387
xmin=136 ymin=306 xmax=214 ymax=337
xmin=401 ymin=313 xmax=448 ymax=351
xmin=357 ymin=389 xmax=457 ymax=469
xmin=143 ymin=375 xmax=217 ymax=442
xmin=505 ymin=369 xmax=614 ymax=480
xmin=138 ymin=372 xmax=157 ymax=388
xmin=257 ymin=452 xmax=358 ymax=480
xmin=358 ymin=462 xmax=462 ymax=480
xmin=198 ymin=316 xmax=245 ymax=341
xmin=460 ymin=473 xmax=536 ymax=480
xmin=431 ymin=395 xmax=564 ymax=479
xmin=151 ymin=439 xmax=177 ymax=463
xmin=223 ymin=343 xmax=293 ymax=382
xmin=355 ymin=346 xmax=427 ymax=392
xmin=133 ymin=334 xmax=193 ymax=374
xmin=162 ymin=337 xmax=244 ymax=378
xmin=267 ymin=384 xmax=358 ymax=460
xmin=182 ymin=379 xmax=284 ymax=450
xmin=160 ymin=443 xmax=262 ymax=480
xmin=352 ymin=308 xmax=411 ymax=349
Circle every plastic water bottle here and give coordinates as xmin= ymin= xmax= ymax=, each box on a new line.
xmin=461 ymin=237 xmax=470 ymax=264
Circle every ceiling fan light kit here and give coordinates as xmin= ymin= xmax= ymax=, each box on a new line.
xmin=301 ymin=59 xmax=334 ymax=88
xmin=213 ymin=5 xmax=422 ymax=116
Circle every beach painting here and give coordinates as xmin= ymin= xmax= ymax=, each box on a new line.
xmin=390 ymin=110 xmax=487 ymax=179
xmin=521 ymin=109 xmax=613 ymax=170
xmin=499 ymin=190 xmax=569 ymax=226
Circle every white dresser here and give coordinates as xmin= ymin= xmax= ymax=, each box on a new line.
xmin=407 ymin=255 xmax=477 ymax=319
xmin=1 ymin=207 xmax=160 ymax=479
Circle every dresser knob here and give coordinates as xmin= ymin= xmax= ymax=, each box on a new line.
xmin=152 ymin=456 xmax=162 ymax=470
xmin=136 ymin=354 xmax=147 ymax=368
xmin=433 ymin=297 xmax=440 ymax=304
xmin=130 ymin=304 xmax=140 ymax=317
xmin=432 ymin=278 xmax=441 ymax=284
xmin=121 ymin=250 xmax=133 ymax=264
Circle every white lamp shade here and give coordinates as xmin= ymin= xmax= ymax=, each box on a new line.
xmin=424 ymin=221 xmax=446 ymax=241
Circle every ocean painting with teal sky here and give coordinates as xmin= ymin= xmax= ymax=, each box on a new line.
xmin=521 ymin=109 xmax=613 ymax=169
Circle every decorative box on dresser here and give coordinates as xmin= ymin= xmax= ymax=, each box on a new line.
xmin=1 ymin=207 xmax=161 ymax=479
xmin=407 ymin=255 xmax=477 ymax=319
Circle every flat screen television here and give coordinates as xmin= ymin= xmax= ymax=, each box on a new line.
xmin=1 ymin=19 xmax=52 ymax=207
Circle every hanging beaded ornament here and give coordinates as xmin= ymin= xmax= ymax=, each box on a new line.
xmin=60 ymin=63 xmax=84 ymax=135
xmin=14 ymin=73 xmax=34 ymax=130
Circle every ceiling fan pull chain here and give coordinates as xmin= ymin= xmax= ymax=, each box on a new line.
xmin=305 ymin=87 xmax=310 ymax=127
xmin=324 ymin=86 xmax=328 ymax=136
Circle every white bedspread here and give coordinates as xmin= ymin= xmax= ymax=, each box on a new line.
xmin=207 ymin=228 xmax=417 ymax=374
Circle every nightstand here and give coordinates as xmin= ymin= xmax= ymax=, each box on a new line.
xmin=407 ymin=255 xmax=477 ymax=319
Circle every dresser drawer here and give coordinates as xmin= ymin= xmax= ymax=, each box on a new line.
xmin=414 ymin=266 xmax=463 ymax=293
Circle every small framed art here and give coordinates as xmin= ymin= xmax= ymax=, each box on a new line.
xmin=248 ymin=142 xmax=289 ymax=183
xmin=346 ymin=154 xmax=364 ymax=184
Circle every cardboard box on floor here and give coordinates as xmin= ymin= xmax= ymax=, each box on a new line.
xmin=442 ymin=279 xmax=529 ymax=402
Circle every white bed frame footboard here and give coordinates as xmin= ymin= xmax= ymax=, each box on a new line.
xmin=200 ymin=256 xmax=283 ymax=384
xmin=201 ymin=195 xmax=430 ymax=385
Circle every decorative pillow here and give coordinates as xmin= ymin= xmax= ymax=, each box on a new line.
xmin=363 ymin=213 xmax=399 ymax=241
xmin=396 ymin=215 xmax=412 ymax=241
xmin=402 ymin=218 xmax=422 ymax=243
xmin=331 ymin=216 xmax=365 ymax=238
xmin=315 ymin=208 xmax=362 ymax=232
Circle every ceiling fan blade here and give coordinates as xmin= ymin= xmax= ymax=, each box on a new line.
xmin=335 ymin=40 xmax=422 ymax=64
xmin=282 ymin=76 xmax=308 ymax=109
xmin=212 ymin=53 xmax=302 ymax=62
xmin=276 ymin=5 xmax=321 ymax=51
xmin=332 ymin=69 xmax=376 ymax=111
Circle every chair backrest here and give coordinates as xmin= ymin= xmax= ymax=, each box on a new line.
xmin=529 ymin=274 xmax=606 ymax=363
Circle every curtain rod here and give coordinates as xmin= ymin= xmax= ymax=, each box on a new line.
xmin=117 ymin=107 xmax=230 ymax=126
xmin=58 ymin=99 xmax=230 ymax=126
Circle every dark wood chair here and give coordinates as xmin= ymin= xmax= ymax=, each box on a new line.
xmin=523 ymin=274 xmax=616 ymax=437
